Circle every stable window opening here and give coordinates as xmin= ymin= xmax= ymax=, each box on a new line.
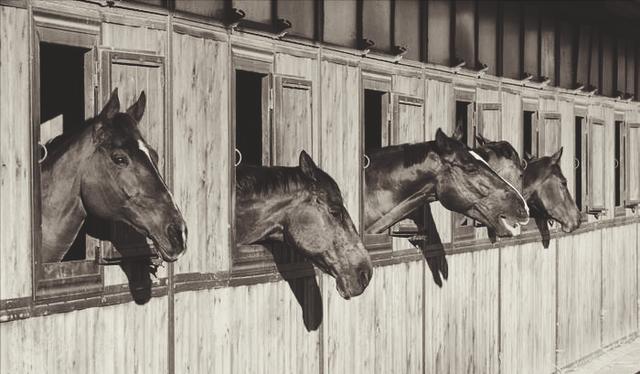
xmin=574 ymin=116 xmax=585 ymax=212
xmin=523 ymin=110 xmax=536 ymax=157
xmin=614 ymin=120 xmax=625 ymax=211
xmin=236 ymin=70 xmax=270 ymax=166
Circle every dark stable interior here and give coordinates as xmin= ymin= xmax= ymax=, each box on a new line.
xmin=40 ymin=42 xmax=90 ymax=261
xmin=455 ymin=101 xmax=470 ymax=146
xmin=614 ymin=121 xmax=622 ymax=206
xmin=364 ymin=89 xmax=384 ymax=154
xmin=574 ymin=116 xmax=583 ymax=211
xmin=523 ymin=111 xmax=535 ymax=157
xmin=235 ymin=70 xmax=265 ymax=166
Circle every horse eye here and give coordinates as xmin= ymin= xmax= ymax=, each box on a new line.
xmin=111 ymin=154 xmax=129 ymax=166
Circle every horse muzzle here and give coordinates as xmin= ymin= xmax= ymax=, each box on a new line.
xmin=152 ymin=221 xmax=187 ymax=262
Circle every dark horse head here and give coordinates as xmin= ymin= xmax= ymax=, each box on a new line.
xmin=41 ymin=89 xmax=187 ymax=262
xmin=236 ymin=151 xmax=372 ymax=299
xmin=474 ymin=135 xmax=581 ymax=233
xmin=523 ymin=148 xmax=581 ymax=233
xmin=364 ymin=129 xmax=529 ymax=237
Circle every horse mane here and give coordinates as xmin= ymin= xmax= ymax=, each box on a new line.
xmin=236 ymin=165 xmax=311 ymax=196
xmin=368 ymin=141 xmax=435 ymax=168
xmin=42 ymin=117 xmax=100 ymax=164
xmin=475 ymin=141 xmax=522 ymax=167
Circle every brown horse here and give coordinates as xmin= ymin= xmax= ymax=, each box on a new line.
xmin=364 ymin=128 xmax=530 ymax=237
xmin=474 ymin=135 xmax=581 ymax=235
xmin=236 ymin=151 xmax=372 ymax=299
xmin=41 ymin=89 xmax=187 ymax=263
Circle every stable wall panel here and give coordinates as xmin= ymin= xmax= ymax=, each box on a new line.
xmin=601 ymin=224 xmax=638 ymax=346
xmin=424 ymin=248 xmax=499 ymax=374
xmin=0 ymin=5 xmax=32 ymax=300
xmin=500 ymin=241 xmax=557 ymax=374
xmin=556 ymin=230 xmax=603 ymax=368
xmin=172 ymin=31 xmax=230 ymax=275
xmin=424 ymin=78 xmax=453 ymax=243
xmin=0 ymin=298 xmax=168 ymax=374
xmin=320 ymin=61 xmax=361 ymax=226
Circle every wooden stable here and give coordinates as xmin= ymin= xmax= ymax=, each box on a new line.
xmin=1 ymin=1 xmax=640 ymax=373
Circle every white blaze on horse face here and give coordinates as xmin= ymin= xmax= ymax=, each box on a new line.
xmin=468 ymin=150 xmax=530 ymax=217
xmin=137 ymin=139 xmax=183 ymax=214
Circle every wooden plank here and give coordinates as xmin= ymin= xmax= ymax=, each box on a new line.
xmin=540 ymin=15 xmax=555 ymax=85
xmin=274 ymin=77 xmax=313 ymax=166
xmin=171 ymin=32 xmax=230 ymax=275
xmin=556 ymin=230 xmax=603 ymax=367
xmin=501 ymin=2 xmax=522 ymax=79
xmin=500 ymin=241 xmax=557 ymax=374
xmin=424 ymin=249 xmax=500 ymax=374
xmin=576 ymin=25 xmax=591 ymax=87
xmin=477 ymin=1 xmax=497 ymax=75
xmin=427 ymin=0 xmax=451 ymax=66
xmin=424 ymin=78 xmax=453 ymax=243
xmin=454 ymin=0 xmax=475 ymax=67
xmin=232 ymin=0 xmax=271 ymax=24
xmin=374 ymin=262 xmax=423 ymax=373
xmin=276 ymin=0 xmax=315 ymax=39
xmin=558 ymin=21 xmax=576 ymax=88
xmin=322 ymin=0 xmax=357 ymax=48
xmin=0 ymin=298 xmax=168 ymax=372
xmin=588 ymin=119 xmax=606 ymax=212
xmin=0 ymin=5 xmax=32 ymax=300
xmin=320 ymin=61 xmax=360 ymax=226
xmin=601 ymin=225 xmax=638 ymax=346
xmin=362 ymin=0 xmax=391 ymax=52
xmin=323 ymin=272 xmax=376 ymax=373
xmin=522 ymin=4 xmax=539 ymax=77
xmin=393 ymin=0 xmax=422 ymax=62
xmin=628 ymin=124 xmax=640 ymax=204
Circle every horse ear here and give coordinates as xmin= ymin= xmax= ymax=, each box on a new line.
xmin=127 ymin=91 xmax=146 ymax=123
xmin=299 ymin=150 xmax=319 ymax=180
xmin=451 ymin=126 xmax=464 ymax=141
xmin=99 ymin=88 xmax=120 ymax=120
xmin=550 ymin=147 xmax=563 ymax=164
xmin=435 ymin=128 xmax=452 ymax=150
xmin=475 ymin=133 xmax=487 ymax=146
xmin=524 ymin=152 xmax=534 ymax=161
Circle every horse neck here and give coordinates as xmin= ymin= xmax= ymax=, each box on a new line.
xmin=235 ymin=184 xmax=309 ymax=245
xmin=40 ymin=129 xmax=95 ymax=262
xmin=364 ymin=142 xmax=442 ymax=227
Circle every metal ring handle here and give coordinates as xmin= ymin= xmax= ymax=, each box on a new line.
xmin=614 ymin=159 xmax=619 ymax=169
xmin=363 ymin=154 xmax=370 ymax=169
xmin=235 ymin=148 xmax=242 ymax=166
xmin=38 ymin=143 xmax=48 ymax=164
xmin=521 ymin=159 xmax=528 ymax=170
xmin=573 ymin=157 xmax=580 ymax=169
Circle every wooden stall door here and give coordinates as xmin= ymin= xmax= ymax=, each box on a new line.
xmin=273 ymin=76 xmax=313 ymax=166
xmin=477 ymin=103 xmax=502 ymax=141
xmin=390 ymin=95 xmax=425 ymax=247
xmin=626 ymin=123 xmax=640 ymax=206
xmin=587 ymin=119 xmax=606 ymax=214
xmin=99 ymin=49 xmax=166 ymax=263
xmin=539 ymin=112 xmax=562 ymax=156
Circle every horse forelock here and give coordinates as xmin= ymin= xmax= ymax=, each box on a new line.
xmin=481 ymin=141 xmax=522 ymax=168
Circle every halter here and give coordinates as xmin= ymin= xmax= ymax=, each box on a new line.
xmin=469 ymin=150 xmax=529 ymax=215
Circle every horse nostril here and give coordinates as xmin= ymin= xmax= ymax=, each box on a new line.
xmin=358 ymin=267 xmax=372 ymax=289
xmin=167 ymin=223 xmax=186 ymax=249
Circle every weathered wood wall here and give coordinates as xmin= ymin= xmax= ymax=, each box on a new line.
xmin=2 ymin=2 xmax=640 ymax=374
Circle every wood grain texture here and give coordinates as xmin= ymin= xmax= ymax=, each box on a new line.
xmin=424 ymin=78 xmax=453 ymax=243
xmin=0 ymin=5 xmax=32 ymax=299
xmin=601 ymin=224 xmax=638 ymax=345
xmin=559 ymin=100 xmax=576 ymax=196
xmin=0 ymin=297 xmax=168 ymax=373
xmin=500 ymin=241 xmax=557 ymax=374
xmin=424 ymin=248 xmax=500 ymax=374
xmin=320 ymin=61 xmax=361 ymax=226
xmin=172 ymin=31 xmax=230 ymax=275
xmin=501 ymin=91 xmax=523 ymax=154
xmin=556 ymin=230 xmax=603 ymax=367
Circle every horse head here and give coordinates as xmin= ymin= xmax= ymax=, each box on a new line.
xmin=523 ymin=148 xmax=581 ymax=233
xmin=80 ymin=89 xmax=187 ymax=261
xmin=236 ymin=151 xmax=372 ymax=299
xmin=433 ymin=128 xmax=529 ymax=237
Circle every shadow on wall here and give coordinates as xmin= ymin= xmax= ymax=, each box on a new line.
xmin=265 ymin=242 xmax=323 ymax=332
xmin=408 ymin=204 xmax=449 ymax=288
xmin=84 ymin=215 xmax=158 ymax=305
